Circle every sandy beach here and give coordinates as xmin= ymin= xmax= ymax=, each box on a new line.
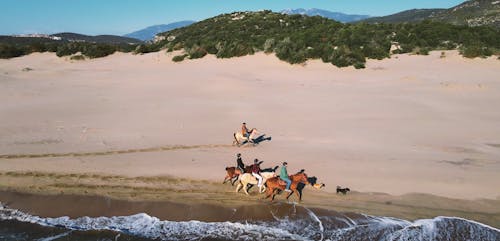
xmin=1 ymin=51 xmax=500 ymax=228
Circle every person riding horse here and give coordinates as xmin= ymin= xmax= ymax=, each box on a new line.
xmin=241 ymin=122 xmax=257 ymax=143
xmin=280 ymin=162 xmax=292 ymax=192
xmin=236 ymin=153 xmax=245 ymax=173
xmin=233 ymin=122 xmax=271 ymax=146
xmin=250 ymin=159 xmax=263 ymax=189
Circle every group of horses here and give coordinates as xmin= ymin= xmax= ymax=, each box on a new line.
xmin=224 ymin=164 xmax=325 ymax=202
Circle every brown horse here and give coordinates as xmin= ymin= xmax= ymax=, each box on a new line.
xmin=223 ymin=167 xmax=243 ymax=185
xmin=264 ymin=170 xmax=310 ymax=202
xmin=223 ymin=161 xmax=268 ymax=185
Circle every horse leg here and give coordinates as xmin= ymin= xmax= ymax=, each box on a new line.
xmin=223 ymin=176 xmax=229 ymax=184
xmin=244 ymin=182 xmax=251 ymax=195
xmin=286 ymin=190 xmax=294 ymax=200
xmin=231 ymin=176 xmax=238 ymax=186
xmin=265 ymin=187 xmax=273 ymax=199
xmin=258 ymin=181 xmax=266 ymax=193
xmin=233 ymin=133 xmax=240 ymax=146
xmin=236 ymin=182 xmax=242 ymax=193
xmin=271 ymin=189 xmax=278 ymax=201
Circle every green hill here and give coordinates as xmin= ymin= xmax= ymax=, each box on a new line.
xmin=363 ymin=0 xmax=499 ymax=29
xmin=0 ymin=35 xmax=139 ymax=59
xmin=3 ymin=6 xmax=498 ymax=65
xmin=138 ymin=10 xmax=498 ymax=68
xmin=432 ymin=0 xmax=500 ymax=28
xmin=51 ymin=32 xmax=142 ymax=44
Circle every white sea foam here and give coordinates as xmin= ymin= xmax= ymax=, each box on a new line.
xmin=36 ymin=231 xmax=72 ymax=241
xmin=0 ymin=203 xmax=498 ymax=241
xmin=305 ymin=207 xmax=324 ymax=241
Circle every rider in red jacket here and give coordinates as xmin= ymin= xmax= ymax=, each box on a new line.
xmin=251 ymin=159 xmax=263 ymax=188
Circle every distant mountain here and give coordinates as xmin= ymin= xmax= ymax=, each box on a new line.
xmin=281 ymin=8 xmax=370 ymax=23
xmin=51 ymin=33 xmax=142 ymax=44
xmin=124 ymin=21 xmax=196 ymax=41
xmin=362 ymin=9 xmax=446 ymax=24
xmin=363 ymin=0 xmax=499 ymax=28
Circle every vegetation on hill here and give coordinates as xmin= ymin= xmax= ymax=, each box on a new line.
xmin=2 ymin=7 xmax=498 ymax=66
xmin=51 ymin=32 xmax=143 ymax=44
xmin=135 ymin=11 xmax=499 ymax=68
xmin=363 ymin=0 xmax=499 ymax=29
xmin=433 ymin=0 xmax=500 ymax=29
xmin=281 ymin=8 xmax=370 ymax=23
xmin=0 ymin=36 xmax=138 ymax=59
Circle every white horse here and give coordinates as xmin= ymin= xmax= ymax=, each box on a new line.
xmin=235 ymin=172 xmax=276 ymax=195
xmin=233 ymin=129 xmax=271 ymax=146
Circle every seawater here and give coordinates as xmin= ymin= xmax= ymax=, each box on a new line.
xmin=1 ymin=202 xmax=498 ymax=241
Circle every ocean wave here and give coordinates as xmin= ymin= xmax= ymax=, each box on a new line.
xmin=0 ymin=203 xmax=498 ymax=241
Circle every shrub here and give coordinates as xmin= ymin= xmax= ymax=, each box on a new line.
xmin=461 ymin=45 xmax=493 ymax=58
xmin=263 ymin=38 xmax=275 ymax=53
xmin=70 ymin=54 xmax=85 ymax=60
xmin=0 ymin=44 xmax=25 ymax=58
xmin=187 ymin=45 xmax=207 ymax=59
xmin=354 ymin=62 xmax=366 ymax=69
xmin=82 ymin=44 xmax=116 ymax=58
xmin=56 ymin=44 xmax=79 ymax=57
xmin=172 ymin=54 xmax=188 ymax=62
xmin=415 ymin=47 xmax=430 ymax=55
xmin=134 ymin=44 xmax=160 ymax=54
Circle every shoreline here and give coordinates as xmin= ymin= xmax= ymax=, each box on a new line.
xmin=1 ymin=172 xmax=499 ymax=228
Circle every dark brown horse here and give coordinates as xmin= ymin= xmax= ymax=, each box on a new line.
xmin=264 ymin=170 xmax=310 ymax=202
xmin=223 ymin=167 xmax=243 ymax=185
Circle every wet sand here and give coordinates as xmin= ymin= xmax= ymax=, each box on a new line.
xmin=1 ymin=172 xmax=499 ymax=227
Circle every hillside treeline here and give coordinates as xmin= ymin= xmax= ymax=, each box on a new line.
xmin=144 ymin=11 xmax=499 ymax=68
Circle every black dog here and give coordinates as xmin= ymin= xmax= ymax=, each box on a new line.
xmin=336 ymin=186 xmax=350 ymax=195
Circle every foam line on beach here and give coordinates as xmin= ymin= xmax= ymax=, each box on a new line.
xmin=37 ymin=231 xmax=72 ymax=241
xmin=1 ymin=202 xmax=499 ymax=241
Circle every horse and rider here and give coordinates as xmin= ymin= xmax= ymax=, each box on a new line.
xmin=226 ymin=123 xmax=321 ymax=201
xmin=236 ymin=154 xmax=291 ymax=191
xmin=224 ymin=153 xmax=264 ymax=185
xmin=226 ymin=153 xmax=321 ymax=200
xmin=233 ymin=122 xmax=271 ymax=146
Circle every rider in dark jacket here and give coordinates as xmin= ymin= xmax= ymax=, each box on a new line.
xmin=236 ymin=153 xmax=245 ymax=172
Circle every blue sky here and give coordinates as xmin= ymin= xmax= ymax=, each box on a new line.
xmin=1 ymin=0 xmax=465 ymax=36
